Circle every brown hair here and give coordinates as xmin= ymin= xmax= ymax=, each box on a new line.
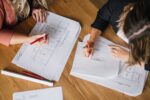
xmin=123 ymin=0 xmax=150 ymax=65
xmin=8 ymin=0 xmax=48 ymax=19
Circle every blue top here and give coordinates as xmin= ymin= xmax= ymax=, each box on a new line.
xmin=91 ymin=0 xmax=150 ymax=71
xmin=91 ymin=0 xmax=137 ymax=33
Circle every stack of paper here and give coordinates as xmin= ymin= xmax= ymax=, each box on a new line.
xmin=13 ymin=87 xmax=63 ymax=100
xmin=12 ymin=12 xmax=81 ymax=81
xmin=71 ymin=35 xmax=149 ymax=96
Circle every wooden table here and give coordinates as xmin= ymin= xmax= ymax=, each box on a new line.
xmin=0 ymin=0 xmax=150 ymax=100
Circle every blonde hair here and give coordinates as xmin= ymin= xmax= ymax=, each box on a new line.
xmin=8 ymin=0 xmax=48 ymax=19
xmin=122 ymin=0 xmax=150 ymax=65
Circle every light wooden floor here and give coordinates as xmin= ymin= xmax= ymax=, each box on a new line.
xmin=0 ymin=0 xmax=150 ymax=100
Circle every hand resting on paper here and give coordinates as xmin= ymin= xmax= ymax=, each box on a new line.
xmin=83 ymin=41 xmax=95 ymax=57
xmin=109 ymin=45 xmax=129 ymax=61
xmin=32 ymin=8 xmax=48 ymax=23
xmin=28 ymin=33 xmax=48 ymax=45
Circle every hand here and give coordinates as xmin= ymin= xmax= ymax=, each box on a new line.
xmin=83 ymin=41 xmax=95 ymax=57
xmin=109 ymin=45 xmax=129 ymax=61
xmin=32 ymin=8 xmax=47 ymax=23
xmin=27 ymin=33 xmax=48 ymax=45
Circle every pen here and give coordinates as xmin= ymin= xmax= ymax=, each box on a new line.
xmin=30 ymin=34 xmax=48 ymax=45
xmin=22 ymin=71 xmax=45 ymax=80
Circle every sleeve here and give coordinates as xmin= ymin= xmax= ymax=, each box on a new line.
xmin=145 ymin=61 xmax=150 ymax=71
xmin=91 ymin=1 xmax=112 ymax=32
xmin=0 ymin=3 xmax=13 ymax=46
xmin=32 ymin=0 xmax=48 ymax=9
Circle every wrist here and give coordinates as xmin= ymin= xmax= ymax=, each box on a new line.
xmin=89 ymin=36 xmax=96 ymax=43
xmin=89 ymin=28 xmax=102 ymax=43
xmin=24 ymin=36 xmax=31 ymax=43
xmin=86 ymin=40 xmax=95 ymax=48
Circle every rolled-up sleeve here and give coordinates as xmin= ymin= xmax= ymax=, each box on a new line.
xmin=91 ymin=1 xmax=111 ymax=32
xmin=0 ymin=5 xmax=13 ymax=46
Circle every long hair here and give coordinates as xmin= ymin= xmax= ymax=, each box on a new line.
xmin=123 ymin=0 xmax=150 ymax=65
xmin=7 ymin=0 xmax=48 ymax=19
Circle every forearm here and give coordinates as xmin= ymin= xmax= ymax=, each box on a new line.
xmin=89 ymin=27 xmax=102 ymax=43
xmin=10 ymin=33 xmax=29 ymax=45
xmin=10 ymin=32 xmax=48 ymax=45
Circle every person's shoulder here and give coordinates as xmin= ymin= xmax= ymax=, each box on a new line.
xmin=108 ymin=0 xmax=136 ymax=5
xmin=106 ymin=0 xmax=136 ymax=11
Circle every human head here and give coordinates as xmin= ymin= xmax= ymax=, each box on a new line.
xmin=123 ymin=0 xmax=150 ymax=65
xmin=8 ymin=0 xmax=48 ymax=19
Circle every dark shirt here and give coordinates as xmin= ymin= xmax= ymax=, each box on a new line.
xmin=91 ymin=0 xmax=150 ymax=71
xmin=91 ymin=0 xmax=137 ymax=33
xmin=145 ymin=60 xmax=150 ymax=71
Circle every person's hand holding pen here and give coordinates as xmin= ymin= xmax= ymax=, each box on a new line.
xmin=83 ymin=41 xmax=95 ymax=57
xmin=83 ymin=28 xmax=102 ymax=57
xmin=27 ymin=33 xmax=48 ymax=45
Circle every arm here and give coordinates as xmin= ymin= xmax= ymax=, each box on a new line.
xmin=10 ymin=0 xmax=49 ymax=45
xmin=10 ymin=33 xmax=48 ymax=45
xmin=0 ymin=5 xmax=13 ymax=46
xmin=84 ymin=1 xmax=111 ymax=57
xmin=89 ymin=28 xmax=102 ymax=43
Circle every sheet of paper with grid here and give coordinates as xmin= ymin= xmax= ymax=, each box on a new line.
xmin=13 ymin=87 xmax=63 ymax=100
xmin=71 ymin=35 xmax=149 ymax=96
xmin=12 ymin=12 xmax=81 ymax=81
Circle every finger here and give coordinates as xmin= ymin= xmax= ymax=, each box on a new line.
xmin=84 ymin=48 xmax=90 ymax=57
xmin=43 ymin=33 xmax=48 ymax=42
xmin=38 ymin=10 xmax=43 ymax=23
xmin=90 ymin=48 xmax=94 ymax=56
xmin=35 ymin=12 xmax=40 ymax=22
xmin=34 ymin=41 xmax=41 ymax=46
xmin=83 ymin=48 xmax=87 ymax=56
xmin=42 ymin=13 xmax=46 ymax=23
xmin=111 ymin=49 xmax=118 ymax=54
xmin=42 ymin=34 xmax=49 ymax=44
xmin=87 ymin=48 xmax=93 ymax=57
xmin=38 ymin=38 xmax=46 ymax=45
xmin=45 ymin=39 xmax=49 ymax=44
xmin=110 ymin=46 xmax=120 ymax=51
xmin=41 ymin=11 xmax=45 ymax=23
xmin=89 ymin=49 xmax=94 ymax=58
xmin=42 ymin=10 xmax=47 ymax=22
xmin=35 ymin=34 xmax=46 ymax=39
xmin=32 ymin=13 xmax=36 ymax=21
xmin=85 ymin=51 xmax=90 ymax=57
xmin=41 ymin=40 xmax=46 ymax=44
xmin=112 ymin=54 xmax=118 ymax=57
xmin=44 ymin=11 xmax=48 ymax=18
xmin=83 ymin=48 xmax=88 ymax=57
xmin=109 ymin=44 xmax=120 ymax=47
xmin=109 ymin=45 xmax=121 ymax=50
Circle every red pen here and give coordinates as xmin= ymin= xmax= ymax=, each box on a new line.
xmin=30 ymin=34 xmax=48 ymax=45
xmin=22 ymin=71 xmax=45 ymax=80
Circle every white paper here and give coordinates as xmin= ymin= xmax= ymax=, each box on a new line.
xmin=1 ymin=70 xmax=53 ymax=86
xmin=117 ymin=29 xmax=129 ymax=43
xmin=72 ymin=41 xmax=119 ymax=79
xmin=71 ymin=35 xmax=149 ymax=96
xmin=13 ymin=87 xmax=63 ymax=100
xmin=12 ymin=12 xmax=81 ymax=81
